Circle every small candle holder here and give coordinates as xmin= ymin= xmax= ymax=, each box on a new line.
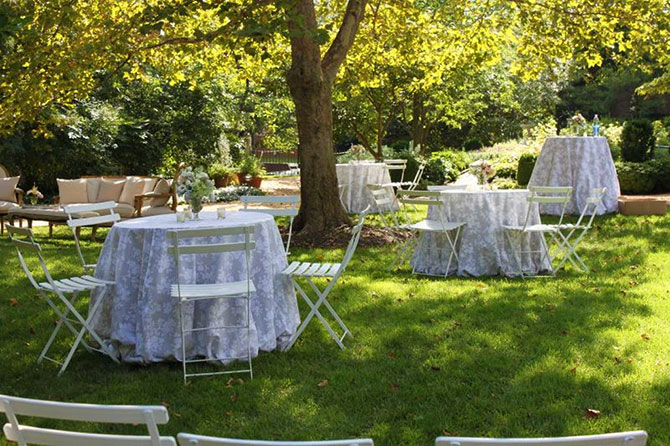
xmin=217 ymin=208 xmax=226 ymax=219
xmin=176 ymin=212 xmax=186 ymax=223
xmin=184 ymin=209 xmax=193 ymax=220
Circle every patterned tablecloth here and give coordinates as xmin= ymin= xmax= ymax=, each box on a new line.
xmin=90 ymin=211 xmax=299 ymax=363
xmin=410 ymin=189 xmax=551 ymax=277
xmin=528 ymin=137 xmax=620 ymax=215
xmin=336 ymin=162 xmax=396 ymax=214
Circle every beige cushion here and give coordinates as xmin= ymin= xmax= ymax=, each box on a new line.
xmin=150 ymin=179 xmax=172 ymax=207
xmin=97 ymin=179 xmax=125 ymax=202
xmin=119 ymin=177 xmax=152 ymax=205
xmin=85 ymin=178 xmax=101 ymax=203
xmin=0 ymin=200 xmax=21 ymax=211
xmin=0 ymin=176 xmax=19 ymax=203
xmin=143 ymin=178 xmax=158 ymax=193
xmin=141 ymin=205 xmax=175 ymax=217
xmin=114 ymin=203 xmax=136 ymax=218
xmin=57 ymin=179 xmax=88 ymax=205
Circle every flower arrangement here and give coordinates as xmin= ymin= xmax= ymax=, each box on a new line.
xmin=469 ymin=159 xmax=496 ymax=185
xmin=26 ymin=184 xmax=44 ymax=205
xmin=349 ymin=144 xmax=367 ymax=161
xmin=568 ymin=112 xmax=587 ymax=135
xmin=177 ymin=167 xmax=214 ymax=218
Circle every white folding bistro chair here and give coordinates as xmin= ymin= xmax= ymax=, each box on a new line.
xmin=383 ymin=161 xmax=426 ymax=193
xmin=502 ymin=185 xmax=573 ymax=279
xmin=553 ymin=187 xmax=607 ymax=273
xmin=389 ymin=190 xmax=465 ymax=277
xmin=168 ymin=225 xmax=256 ymax=383
xmin=366 ymin=183 xmax=399 ymax=230
xmin=178 ymin=433 xmax=373 ymax=446
xmin=281 ymin=208 xmax=369 ymax=350
xmin=384 ymin=158 xmax=408 ymax=184
xmin=240 ymin=195 xmax=299 ymax=255
xmin=338 ymin=184 xmax=348 ymax=209
xmin=63 ymin=201 xmax=120 ymax=272
xmin=6 ymin=224 xmax=119 ymax=376
xmin=436 ymin=431 xmax=647 ymax=446
xmin=0 ymin=394 xmax=176 ymax=446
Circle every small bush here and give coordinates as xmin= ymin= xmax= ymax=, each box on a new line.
xmin=213 ymin=185 xmax=264 ymax=202
xmin=651 ymin=155 xmax=670 ymax=192
xmin=620 ymin=119 xmax=655 ymax=162
xmin=516 ymin=152 xmax=537 ymax=186
xmin=427 ymin=150 xmax=468 ymax=184
xmin=616 ymin=161 xmax=658 ymax=194
xmin=492 ymin=177 xmax=518 ymax=189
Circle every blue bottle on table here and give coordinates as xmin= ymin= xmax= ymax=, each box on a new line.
xmin=592 ymin=114 xmax=600 ymax=136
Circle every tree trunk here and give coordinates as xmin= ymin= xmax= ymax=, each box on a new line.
xmin=284 ymin=0 xmax=367 ymax=235
xmin=288 ymin=70 xmax=349 ymax=234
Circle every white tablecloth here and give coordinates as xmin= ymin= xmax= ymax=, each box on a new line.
xmin=410 ymin=189 xmax=551 ymax=277
xmin=91 ymin=211 xmax=299 ymax=363
xmin=336 ymin=163 xmax=395 ymax=213
xmin=529 ymin=137 xmax=620 ymax=215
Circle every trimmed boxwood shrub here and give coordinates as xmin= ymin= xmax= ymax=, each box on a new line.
xmin=651 ymin=155 xmax=670 ymax=192
xmin=516 ymin=152 xmax=537 ymax=186
xmin=616 ymin=161 xmax=658 ymax=194
xmin=621 ymin=119 xmax=655 ymax=162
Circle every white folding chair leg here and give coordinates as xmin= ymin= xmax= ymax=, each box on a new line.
xmin=389 ymin=233 xmax=417 ymax=271
xmin=443 ymin=227 xmax=462 ymax=277
xmin=307 ymin=278 xmax=351 ymax=340
xmin=286 ymin=278 xmax=346 ymax=350
xmin=38 ymin=292 xmax=91 ymax=364
xmin=285 ymin=217 xmax=294 ymax=255
xmin=554 ymin=230 xmax=589 ymax=272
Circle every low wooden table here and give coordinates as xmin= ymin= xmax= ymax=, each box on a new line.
xmin=7 ymin=205 xmax=69 ymax=236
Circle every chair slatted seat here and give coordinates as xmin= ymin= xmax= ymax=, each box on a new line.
xmin=178 ymin=432 xmax=373 ymax=446
xmin=436 ymin=431 xmax=647 ymax=446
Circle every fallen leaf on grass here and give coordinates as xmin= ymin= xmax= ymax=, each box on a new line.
xmin=29 ymin=327 xmax=35 ymax=335
xmin=231 ymin=393 xmax=238 ymax=402
xmin=8 ymin=298 xmax=18 ymax=306
xmin=641 ymin=333 xmax=650 ymax=341
xmin=584 ymin=408 xmax=601 ymax=420
xmin=317 ymin=379 xmax=329 ymax=388
xmin=387 ymin=350 xmax=395 ymax=359
xmin=390 ymin=382 xmax=399 ymax=391
xmin=431 ymin=365 xmax=441 ymax=371
xmin=569 ymin=367 xmax=577 ymax=374
xmin=224 ymin=411 xmax=233 ymax=417
xmin=160 ymin=402 xmax=170 ymax=408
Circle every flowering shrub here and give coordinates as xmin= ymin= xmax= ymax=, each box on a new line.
xmin=213 ymin=185 xmax=265 ymax=203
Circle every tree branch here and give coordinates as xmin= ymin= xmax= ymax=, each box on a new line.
xmin=321 ymin=0 xmax=368 ymax=84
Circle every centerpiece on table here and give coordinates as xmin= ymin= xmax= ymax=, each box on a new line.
xmin=469 ymin=159 xmax=496 ymax=187
xmin=25 ymin=185 xmax=44 ymax=206
xmin=177 ymin=167 xmax=214 ymax=220
xmin=348 ymin=144 xmax=367 ymax=163
xmin=569 ymin=113 xmax=588 ymax=136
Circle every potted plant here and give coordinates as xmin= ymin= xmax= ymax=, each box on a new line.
xmin=237 ymin=154 xmax=266 ymax=188
xmin=209 ymin=163 xmax=236 ymax=188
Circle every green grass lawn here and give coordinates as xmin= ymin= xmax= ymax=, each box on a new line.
xmin=1 ymin=214 xmax=669 ymax=445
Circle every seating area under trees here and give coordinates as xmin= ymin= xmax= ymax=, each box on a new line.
xmin=1 ymin=0 xmax=670 ymax=445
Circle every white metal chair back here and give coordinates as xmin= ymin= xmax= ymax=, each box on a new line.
xmin=340 ymin=207 xmax=368 ymax=274
xmin=240 ymin=195 xmax=299 ymax=254
xmin=0 ymin=394 xmax=175 ymax=446
xmin=63 ymin=201 xmax=120 ymax=271
xmin=436 ymin=431 xmax=647 ymax=446
xmin=366 ymin=184 xmax=397 ymax=228
xmin=522 ymin=186 xmax=573 ymax=228
xmin=427 ymin=185 xmax=467 ymax=191
xmin=397 ymin=190 xmax=446 ymax=229
xmin=407 ymin=162 xmax=426 ymax=191
xmin=7 ymin=224 xmax=58 ymax=291
xmin=178 ymin=433 xmax=373 ymax=446
xmin=168 ymin=226 xmax=256 ymax=300
xmin=384 ymin=159 xmax=407 ymax=183
xmin=574 ymin=187 xmax=607 ymax=229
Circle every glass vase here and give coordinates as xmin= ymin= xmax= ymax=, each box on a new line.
xmin=189 ymin=197 xmax=203 ymax=220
